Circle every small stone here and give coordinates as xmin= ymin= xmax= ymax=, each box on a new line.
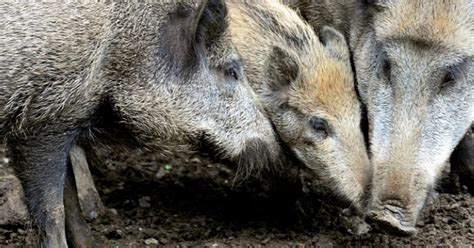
xmin=108 ymin=208 xmax=118 ymax=216
xmin=159 ymin=237 xmax=169 ymax=244
xmin=144 ymin=238 xmax=159 ymax=245
xmin=190 ymin=157 xmax=201 ymax=163
xmin=164 ymin=164 xmax=173 ymax=171
xmin=154 ymin=168 xmax=167 ymax=179
xmin=139 ymin=196 xmax=151 ymax=208
xmin=87 ymin=210 xmax=98 ymax=220
xmin=416 ymin=220 xmax=425 ymax=227
xmin=341 ymin=214 xmax=371 ymax=235
xmin=341 ymin=208 xmax=352 ymax=217
xmin=354 ymin=221 xmax=371 ymax=235
xmin=426 ymin=191 xmax=439 ymax=206
xmin=0 ymin=174 xmax=28 ymax=226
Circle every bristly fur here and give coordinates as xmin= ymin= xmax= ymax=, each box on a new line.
xmin=289 ymin=0 xmax=474 ymax=235
xmin=228 ymin=0 xmax=371 ymax=211
xmin=0 ymin=1 xmax=281 ymax=246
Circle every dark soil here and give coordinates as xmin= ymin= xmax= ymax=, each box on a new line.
xmin=0 ymin=148 xmax=473 ymax=247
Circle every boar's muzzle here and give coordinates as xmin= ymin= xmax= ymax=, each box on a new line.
xmin=367 ymin=202 xmax=417 ymax=236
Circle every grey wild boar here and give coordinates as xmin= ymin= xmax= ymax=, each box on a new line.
xmin=355 ymin=0 xmax=474 ymax=236
xmin=227 ymin=0 xmax=371 ymax=212
xmin=290 ymin=0 xmax=474 ymax=235
xmin=0 ymin=1 xmax=282 ymax=247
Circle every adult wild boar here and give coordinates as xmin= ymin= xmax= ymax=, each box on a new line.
xmin=0 ymin=1 xmax=282 ymax=247
xmin=228 ymin=0 xmax=371 ymax=212
xmin=290 ymin=0 xmax=474 ymax=235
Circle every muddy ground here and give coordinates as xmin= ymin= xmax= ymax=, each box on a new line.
xmin=0 ymin=147 xmax=473 ymax=247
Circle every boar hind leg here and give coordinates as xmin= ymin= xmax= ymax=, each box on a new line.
xmin=9 ymin=133 xmax=75 ymax=248
xmin=64 ymin=156 xmax=95 ymax=248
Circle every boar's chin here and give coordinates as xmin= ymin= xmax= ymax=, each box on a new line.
xmin=195 ymin=132 xmax=278 ymax=180
xmin=294 ymin=150 xmax=368 ymax=212
xmin=195 ymin=132 xmax=227 ymax=161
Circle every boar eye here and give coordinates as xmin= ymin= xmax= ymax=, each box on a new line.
xmin=224 ymin=67 xmax=238 ymax=81
xmin=223 ymin=60 xmax=241 ymax=81
xmin=375 ymin=45 xmax=391 ymax=83
xmin=382 ymin=59 xmax=391 ymax=79
xmin=309 ymin=117 xmax=329 ymax=138
xmin=377 ymin=57 xmax=391 ymax=82
xmin=439 ymin=71 xmax=456 ymax=92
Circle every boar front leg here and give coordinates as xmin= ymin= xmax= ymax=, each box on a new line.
xmin=8 ymin=133 xmax=75 ymax=248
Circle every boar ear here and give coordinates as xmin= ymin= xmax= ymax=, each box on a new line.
xmin=163 ymin=0 xmax=227 ymax=66
xmin=319 ymin=26 xmax=350 ymax=62
xmin=266 ymin=46 xmax=300 ymax=104
xmin=360 ymin=0 xmax=395 ymax=11
xmin=193 ymin=0 xmax=228 ymax=49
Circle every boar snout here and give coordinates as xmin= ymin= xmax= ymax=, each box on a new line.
xmin=367 ymin=201 xmax=417 ymax=236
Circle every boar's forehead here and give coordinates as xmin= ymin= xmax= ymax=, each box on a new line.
xmin=372 ymin=0 xmax=474 ymax=57
xmin=289 ymin=61 xmax=358 ymax=118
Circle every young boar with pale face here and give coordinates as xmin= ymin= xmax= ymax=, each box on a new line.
xmin=228 ymin=0 xmax=371 ymax=211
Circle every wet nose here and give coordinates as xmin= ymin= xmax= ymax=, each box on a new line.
xmin=367 ymin=203 xmax=417 ymax=236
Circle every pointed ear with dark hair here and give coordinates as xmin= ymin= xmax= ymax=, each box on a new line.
xmin=194 ymin=0 xmax=228 ymax=49
xmin=266 ymin=46 xmax=300 ymax=105
xmin=361 ymin=0 xmax=396 ymax=11
xmin=319 ymin=26 xmax=350 ymax=62
xmin=162 ymin=0 xmax=227 ymax=65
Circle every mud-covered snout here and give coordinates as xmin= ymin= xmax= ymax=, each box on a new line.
xmin=366 ymin=161 xmax=431 ymax=236
xmin=367 ymin=201 xmax=417 ymax=236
